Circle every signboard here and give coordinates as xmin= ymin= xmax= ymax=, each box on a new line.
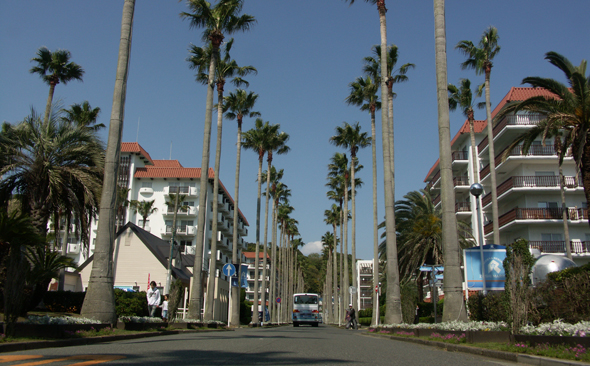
xmin=276 ymin=297 xmax=281 ymax=303
xmin=240 ymin=264 xmax=249 ymax=288
xmin=222 ymin=263 xmax=236 ymax=277
xmin=349 ymin=286 xmax=356 ymax=294
xmin=464 ymin=244 xmax=506 ymax=290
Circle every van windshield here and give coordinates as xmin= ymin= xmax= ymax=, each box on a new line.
xmin=294 ymin=295 xmax=318 ymax=305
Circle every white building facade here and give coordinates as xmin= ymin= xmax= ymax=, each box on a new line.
xmin=56 ymin=143 xmax=250 ymax=304
xmin=424 ymin=87 xmax=590 ymax=266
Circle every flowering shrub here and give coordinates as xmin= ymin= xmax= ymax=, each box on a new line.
xmin=380 ymin=320 xmax=508 ymax=332
xmin=520 ymin=319 xmax=590 ymax=337
xmin=429 ymin=332 xmax=466 ymax=344
xmin=395 ymin=331 xmax=415 ymax=337
xmin=118 ymin=316 xmax=163 ymax=323
xmin=26 ymin=315 xmax=102 ymax=325
xmin=507 ymin=342 xmax=588 ymax=361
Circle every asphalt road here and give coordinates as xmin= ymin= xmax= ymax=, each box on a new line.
xmin=1 ymin=325 xmax=518 ymax=365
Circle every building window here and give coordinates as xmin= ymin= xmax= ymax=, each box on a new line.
xmin=541 ymin=233 xmax=562 ymax=242
xmin=138 ymin=219 xmax=149 ymax=227
xmin=142 ymin=181 xmax=152 ymax=188
xmin=538 ymin=201 xmax=558 ymax=209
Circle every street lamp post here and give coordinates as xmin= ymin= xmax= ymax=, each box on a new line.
xmin=469 ymin=183 xmax=487 ymax=295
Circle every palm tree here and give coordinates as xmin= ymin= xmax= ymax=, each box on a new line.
xmin=269 ymin=180 xmax=289 ymax=322
xmin=81 ymin=0 xmax=135 ymax=324
xmin=116 ymin=187 xmax=131 ymax=233
xmin=277 ymin=202 xmax=294 ymax=322
xmin=320 ymin=230 xmax=333 ymax=323
xmin=181 ymin=0 xmax=255 ymax=320
xmin=164 ymin=191 xmax=188 ymax=293
xmin=324 ymin=204 xmax=340 ymax=323
xmin=262 ymin=167 xmax=286 ymax=322
xmin=345 ymin=75 xmax=382 ymax=326
xmin=29 ymin=47 xmax=84 ymax=125
xmin=448 ymin=79 xmax=484 ymax=183
xmin=330 ymin=122 xmax=370 ymax=316
xmin=433 ymin=0 xmax=468 ymax=322
xmin=224 ymin=88 xmax=260 ymax=325
xmin=60 ymin=101 xmax=104 ymax=132
xmin=129 ymin=200 xmax=157 ymax=229
xmin=260 ymin=129 xmax=289 ymax=321
xmin=363 ymin=44 xmax=414 ymax=177
xmin=242 ymin=118 xmax=278 ymax=324
xmin=381 ymin=189 xmax=474 ymax=279
xmin=0 ymin=109 xmax=104 ymax=238
xmin=456 ymin=26 xmax=501 ymax=246
xmin=189 ymin=39 xmax=257 ymax=322
xmin=344 ymin=0 xmax=401 ymax=323
xmin=496 ymin=52 xmax=589 ymax=255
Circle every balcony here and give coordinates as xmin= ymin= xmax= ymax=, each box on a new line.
xmin=453 ymin=176 xmax=470 ymax=188
xmin=214 ymin=213 xmax=230 ymax=233
xmin=451 ymin=151 xmax=469 ymax=163
xmin=67 ymin=243 xmax=80 ymax=255
xmin=484 ymin=208 xmax=589 ymax=234
xmin=529 ymin=241 xmax=590 ymax=255
xmin=455 ymin=202 xmax=471 ymax=213
xmin=482 ymin=176 xmax=582 ymax=206
xmin=164 ymin=206 xmax=198 ymax=217
xmin=164 ymin=186 xmax=197 ymax=197
xmin=218 ymin=194 xmax=230 ymax=213
xmin=139 ymin=187 xmax=153 ymax=195
xmin=478 ymin=114 xmax=544 ymax=153
xmin=480 ymin=145 xmax=560 ymax=181
xmin=161 ymin=225 xmax=196 ymax=236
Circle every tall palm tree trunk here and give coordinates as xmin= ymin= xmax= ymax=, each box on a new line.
xmin=230 ymin=119 xmax=243 ymax=327
xmin=325 ymin=252 xmax=332 ymax=324
xmin=377 ymin=1 xmax=402 ymax=325
xmin=350 ymin=159 xmax=358 ymax=319
xmin=433 ymin=0 xmax=467 ymax=322
xmin=43 ymin=83 xmax=57 ymax=125
xmin=204 ymin=84 xmax=226 ymax=321
xmin=260 ymin=160 xmax=273 ymax=323
xmin=81 ymin=0 xmax=135 ymax=324
xmin=188 ymin=42 xmax=217 ymax=320
xmin=58 ymin=214 xmax=70 ymax=292
xmin=270 ymin=203 xmax=278 ymax=322
xmin=370 ymin=109 xmax=380 ymax=326
xmin=484 ymin=71 xmax=501 ymax=245
xmin=468 ymin=116 xmax=479 ymax=183
xmin=339 ymin=207 xmax=344 ymax=325
xmin=556 ymin=138 xmax=573 ymax=260
xmin=343 ymin=182 xmax=349 ymax=317
xmin=332 ymin=224 xmax=337 ymax=324
xmin=252 ymin=157 xmax=263 ymax=325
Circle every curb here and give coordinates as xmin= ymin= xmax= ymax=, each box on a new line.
xmin=362 ymin=332 xmax=588 ymax=366
xmin=0 ymin=328 xmax=231 ymax=354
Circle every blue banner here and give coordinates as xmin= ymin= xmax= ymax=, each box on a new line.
xmin=464 ymin=245 xmax=506 ymax=290
xmin=240 ymin=264 xmax=248 ymax=288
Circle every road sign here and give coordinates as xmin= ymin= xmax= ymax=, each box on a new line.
xmin=375 ymin=285 xmax=379 ymax=293
xmin=222 ymin=263 xmax=236 ymax=277
xmin=349 ymin=286 xmax=357 ymax=294
xmin=276 ymin=297 xmax=281 ymax=304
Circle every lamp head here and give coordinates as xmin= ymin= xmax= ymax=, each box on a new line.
xmin=470 ymin=183 xmax=483 ymax=197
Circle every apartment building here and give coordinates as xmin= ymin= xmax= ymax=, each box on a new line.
xmin=424 ymin=87 xmax=590 ymax=266
xmin=55 ymin=143 xmax=250 ymax=316
xmin=243 ymin=251 xmax=270 ymax=303
xmin=356 ymin=260 xmax=376 ymax=311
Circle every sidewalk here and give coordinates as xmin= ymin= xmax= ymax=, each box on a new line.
xmin=0 ymin=328 xmax=231 ymax=353
xmin=363 ymin=331 xmax=589 ymax=366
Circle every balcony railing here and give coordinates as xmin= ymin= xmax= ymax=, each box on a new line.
xmin=453 ymin=176 xmax=470 ymax=187
xmin=480 ymin=145 xmax=559 ymax=180
xmin=484 ymin=208 xmax=589 ymax=234
xmin=478 ymin=114 xmax=544 ymax=153
xmin=452 ymin=151 xmax=469 ymax=161
xmin=482 ymin=176 xmax=582 ymax=206
xmin=455 ymin=202 xmax=471 ymax=213
xmin=529 ymin=241 xmax=590 ymax=254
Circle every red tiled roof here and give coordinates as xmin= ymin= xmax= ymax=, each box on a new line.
xmin=120 ymin=142 xmax=154 ymax=165
xmin=424 ymin=87 xmax=558 ymax=183
xmin=133 ymin=165 xmax=249 ymax=226
xmin=153 ymin=160 xmax=183 ymax=168
xmin=243 ymin=252 xmax=270 ymax=259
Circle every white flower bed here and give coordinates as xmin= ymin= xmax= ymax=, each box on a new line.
xmin=118 ymin=316 xmax=164 ymax=323
xmin=26 ymin=315 xmax=102 ymax=325
xmin=519 ymin=319 xmax=590 ymax=337
xmin=378 ymin=319 xmax=589 ymax=336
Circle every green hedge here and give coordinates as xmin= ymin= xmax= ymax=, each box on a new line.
xmin=115 ymin=289 xmax=150 ymax=317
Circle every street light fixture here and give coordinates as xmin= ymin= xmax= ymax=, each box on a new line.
xmin=469 ymin=183 xmax=487 ymax=295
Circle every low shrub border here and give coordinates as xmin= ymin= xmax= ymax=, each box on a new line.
xmin=3 ymin=323 xmax=112 ymax=339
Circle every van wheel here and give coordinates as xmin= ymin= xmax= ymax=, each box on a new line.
xmin=312 ymin=323 xmax=319 ymax=327
xmin=293 ymin=322 xmax=299 ymax=327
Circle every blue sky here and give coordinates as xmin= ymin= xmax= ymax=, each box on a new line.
xmin=1 ymin=1 xmax=588 ymax=260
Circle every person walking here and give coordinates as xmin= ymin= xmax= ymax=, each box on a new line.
xmin=346 ymin=304 xmax=357 ymax=330
xmin=161 ymin=294 xmax=169 ymax=321
xmin=147 ymin=281 xmax=161 ymax=317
